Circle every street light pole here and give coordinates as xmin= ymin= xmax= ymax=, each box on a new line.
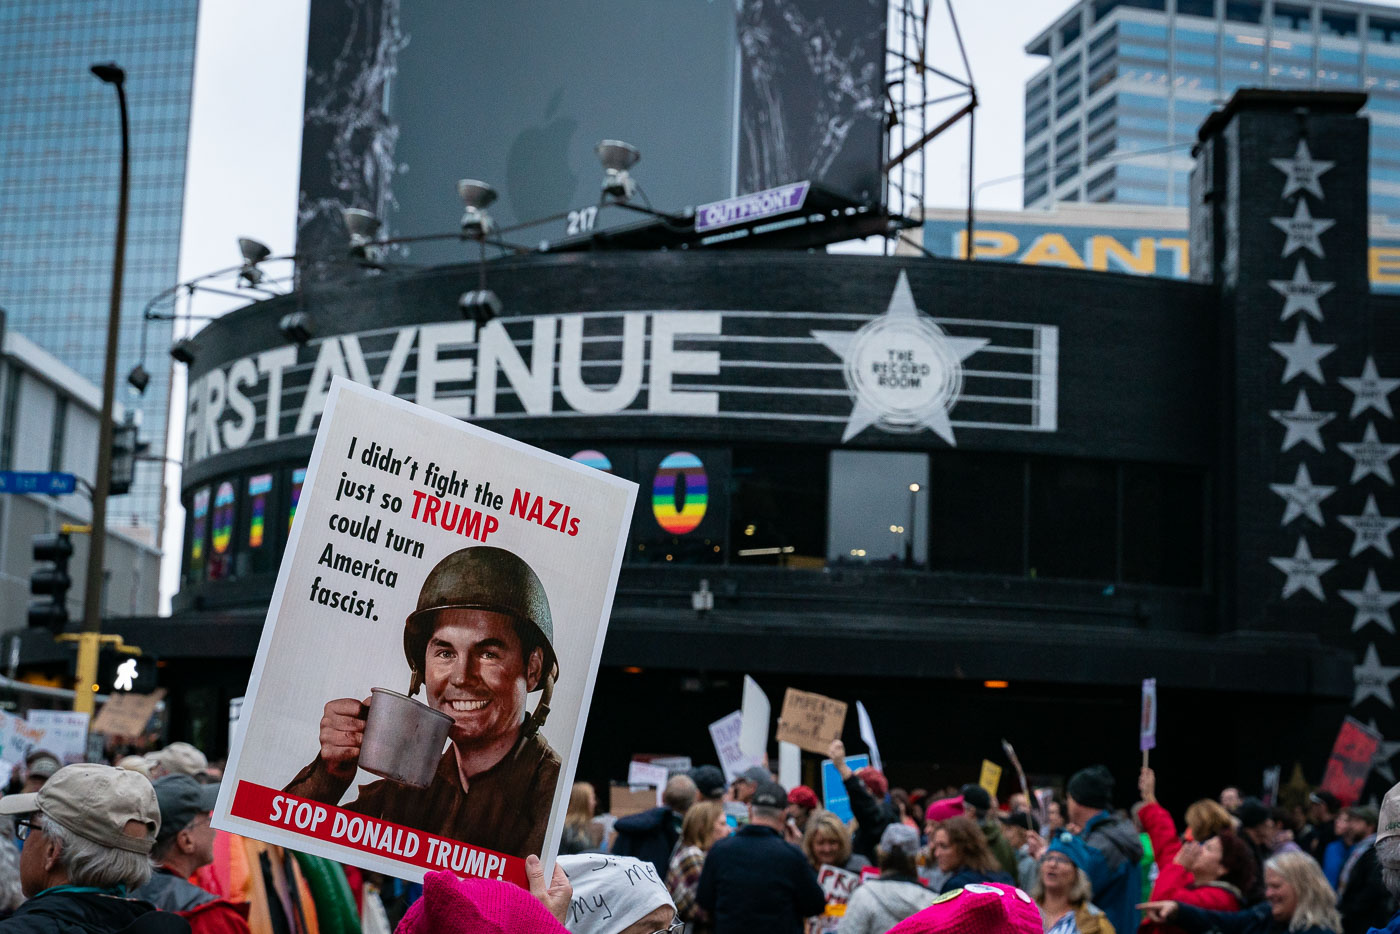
xmin=77 ymin=62 xmax=130 ymax=715
xmin=905 ymin=482 xmax=920 ymax=568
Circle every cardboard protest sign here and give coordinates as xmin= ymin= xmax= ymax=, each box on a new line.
xmin=855 ymin=701 xmax=882 ymax=772
xmin=820 ymin=755 xmax=868 ymax=823
xmin=26 ymin=711 xmax=89 ymax=765
xmin=978 ymin=760 xmax=1002 ymax=798
xmin=213 ymin=378 xmax=637 ymax=885
xmin=709 ymin=711 xmax=762 ymax=783
xmin=776 ymin=688 xmax=847 ymax=755
xmin=609 ymin=786 xmax=657 ymax=819
xmin=1320 ymin=717 xmax=1382 ymax=807
xmin=1140 ymin=678 xmax=1158 ymax=752
xmin=740 ymin=676 xmax=770 ymax=761
xmin=811 ymin=864 xmax=861 ymax=933
xmin=92 ymin=689 xmax=165 ymax=738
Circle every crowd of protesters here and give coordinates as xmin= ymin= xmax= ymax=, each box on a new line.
xmin=0 ymin=733 xmax=1398 ymax=934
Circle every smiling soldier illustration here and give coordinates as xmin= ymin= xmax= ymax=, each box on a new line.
xmin=284 ymin=546 xmax=561 ymax=858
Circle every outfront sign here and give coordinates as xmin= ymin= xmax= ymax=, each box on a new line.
xmin=185 ymin=275 xmax=1059 ymax=472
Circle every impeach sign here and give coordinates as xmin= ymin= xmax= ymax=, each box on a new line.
xmin=776 ymin=688 xmax=847 ymax=755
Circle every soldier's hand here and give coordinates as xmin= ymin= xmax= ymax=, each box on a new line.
xmin=320 ymin=696 xmax=371 ymax=779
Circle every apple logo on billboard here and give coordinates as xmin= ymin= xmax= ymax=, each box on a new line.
xmin=506 ymin=88 xmax=580 ymax=222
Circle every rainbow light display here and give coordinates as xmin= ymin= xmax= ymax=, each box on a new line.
xmin=191 ymin=488 xmax=209 ymax=563
xmin=652 ymin=452 xmax=707 ymax=534
xmin=570 ymin=449 xmax=613 ymax=472
xmin=289 ymin=468 xmax=307 ymax=532
xmin=248 ymin=473 xmax=273 ymax=548
xmin=212 ymin=482 xmax=235 ymax=554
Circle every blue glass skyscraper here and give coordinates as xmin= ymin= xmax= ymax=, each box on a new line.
xmin=1025 ymin=0 xmax=1400 ymax=219
xmin=0 ymin=1 xmax=199 ymax=539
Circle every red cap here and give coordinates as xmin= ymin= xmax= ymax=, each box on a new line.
xmin=856 ymin=766 xmax=889 ymax=799
xmin=925 ymin=796 xmax=965 ymax=823
xmin=788 ymin=785 xmax=820 ymax=810
xmin=887 ymin=883 xmax=1042 ymax=934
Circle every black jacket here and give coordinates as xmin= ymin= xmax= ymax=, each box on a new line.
xmin=696 ymin=824 xmax=825 ymax=934
xmin=0 ymin=889 xmax=175 ymax=934
xmin=842 ymin=774 xmax=898 ymax=863
xmin=1340 ymin=844 xmax=1395 ymax=934
xmin=1175 ymin=901 xmax=1337 ymax=934
xmin=611 ymin=806 xmax=683 ymax=881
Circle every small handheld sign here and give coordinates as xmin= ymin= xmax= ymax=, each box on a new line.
xmin=1140 ymin=678 xmax=1158 ymax=766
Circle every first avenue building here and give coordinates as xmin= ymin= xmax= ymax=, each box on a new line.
xmin=24 ymin=91 xmax=1398 ymax=803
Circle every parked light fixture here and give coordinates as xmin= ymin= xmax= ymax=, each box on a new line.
xmin=237 ymin=237 xmax=272 ymax=286
xmin=279 ymin=311 xmax=315 ymax=345
xmin=596 ymin=139 xmax=640 ymax=201
xmin=343 ymin=208 xmax=382 ymax=260
xmin=456 ymin=179 xmax=497 ymax=238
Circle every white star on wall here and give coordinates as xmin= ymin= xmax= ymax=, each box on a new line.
xmin=1270 ymin=389 xmax=1335 ymax=453
xmin=1269 ymin=463 xmax=1335 ymax=526
xmin=1268 ymin=536 xmax=1336 ymax=600
xmin=1340 ymin=423 xmax=1400 ymax=485
xmin=1270 ymin=320 xmax=1336 ymax=384
xmin=1270 ymin=139 xmax=1334 ymax=200
xmin=1354 ymin=644 xmax=1400 ymax=708
xmin=1271 ymin=199 xmax=1335 ymax=258
xmin=1343 ymin=570 xmax=1400 ymax=635
xmin=1268 ymin=260 xmax=1334 ymax=322
xmin=1366 ymin=719 xmax=1400 ymax=783
xmin=1340 ymin=357 xmax=1400 ymax=420
xmin=1339 ymin=494 xmax=1400 ymax=558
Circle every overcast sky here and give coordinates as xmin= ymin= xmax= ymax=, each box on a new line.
xmin=158 ymin=0 xmax=1400 ymax=608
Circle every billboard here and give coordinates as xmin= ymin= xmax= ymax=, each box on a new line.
xmin=296 ymin=0 xmax=886 ymax=266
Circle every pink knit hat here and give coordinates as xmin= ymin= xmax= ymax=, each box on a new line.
xmin=394 ymin=870 xmax=568 ymax=934
xmin=924 ymin=796 xmax=965 ymax=823
xmin=885 ymin=883 xmax=1042 ymax=934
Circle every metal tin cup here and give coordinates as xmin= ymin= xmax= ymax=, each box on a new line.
xmin=359 ymin=687 xmax=453 ymax=788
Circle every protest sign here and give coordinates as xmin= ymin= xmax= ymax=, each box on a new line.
xmin=609 ymin=786 xmax=657 ymax=819
xmin=820 ymin=755 xmax=868 ymax=823
xmin=1140 ymin=678 xmax=1158 ymax=753
xmin=92 ymin=689 xmax=165 ymax=738
xmin=812 ymin=864 xmax=861 ymax=933
xmin=855 ymin=701 xmax=882 ymax=772
xmin=646 ymin=755 xmax=692 ymax=775
xmin=776 ymin=688 xmax=847 ymax=755
xmin=26 ymin=711 xmax=89 ymax=765
xmin=1262 ymin=766 xmax=1282 ymax=806
xmin=213 ymin=378 xmax=637 ymax=885
xmin=978 ymin=760 xmax=1002 ymax=798
xmin=1320 ymin=717 xmax=1381 ymax=806
xmin=0 ymin=712 xmax=45 ymax=765
xmin=779 ymin=741 xmax=801 ymax=789
xmin=709 ymin=711 xmax=762 ymax=783
xmin=627 ymin=760 xmax=669 ymax=806
xmin=740 ymin=676 xmax=770 ymax=761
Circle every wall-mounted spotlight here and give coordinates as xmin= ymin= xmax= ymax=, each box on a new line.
xmin=596 ymin=139 xmax=641 ymax=202
xmin=237 ymin=237 xmax=271 ymax=286
xmin=279 ymin=311 xmax=315 ymax=345
xmin=456 ymin=179 xmax=497 ymax=238
xmin=169 ymin=338 xmax=196 ymax=365
xmin=343 ymin=208 xmax=382 ymax=261
xmin=458 ymin=289 xmax=501 ymax=326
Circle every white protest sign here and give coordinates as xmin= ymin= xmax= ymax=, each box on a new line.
xmin=627 ymin=761 xmax=670 ymax=806
xmin=26 ymin=711 xmax=89 ymax=765
xmin=0 ymin=712 xmax=46 ymax=766
xmin=855 ymin=701 xmax=882 ymax=772
xmin=709 ymin=711 xmax=761 ymax=783
xmin=779 ymin=741 xmax=801 ymax=790
xmin=213 ymin=378 xmax=637 ymax=885
xmin=740 ymin=675 xmax=770 ymax=762
xmin=815 ymin=864 xmax=861 ymax=931
xmin=1140 ymin=678 xmax=1158 ymax=752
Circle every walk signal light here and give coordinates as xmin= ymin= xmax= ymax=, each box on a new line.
xmin=29 ymin=533 xmax=73 ymax=632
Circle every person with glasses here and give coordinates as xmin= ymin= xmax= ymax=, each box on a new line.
xmin=131 ymin=775 xmax=250 ymax=934
xmin=0 ymin=763 xmax=169 ymax=933
xmin=557 ymin=853 xmax=680 ymax=934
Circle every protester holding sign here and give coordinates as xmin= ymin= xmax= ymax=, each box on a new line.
xmin=838 ymin=825 xmax=936 ymax=934
xmin=828 ymin=740 xmax=897 ymax=864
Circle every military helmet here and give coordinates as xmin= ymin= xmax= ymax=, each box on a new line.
xmin=403 ymin=546 xmax=556 ymax=695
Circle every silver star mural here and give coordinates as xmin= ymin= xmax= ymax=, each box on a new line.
xmin=1269 ymin=463 xmax=1335 ymax=526
xmin=1268 ymin=260 xmax=1334 ymax=322
xmin=1270 ymin=139 xmax=1334 ymax=200
xmin=812 ymin=271 xmax=989 ymax=445
xmin=1270 ymin=320 xmax=1336 ymax=384
xmin=1340 ymin=423 xmax=1400 ymax=485
xmin=1339 ymin=494 xmax=1400 ymax=558
xmin=1343 ymin=569 xmax=1400 ymax=635
xmin=1354 ymin=643 xmax=1400 ymax=708
xmin=1270 ymin=199 xmax=1335 ymax=258
xmin=1340 ymin=357 xmax=1399 ymax=420
xmin=1268 ymin=536 xmax=1336 ymax=600
xmin=1269 ymin=389 xmax=1336 ymax=453
xmin=1366 ymin=718 xmax=1400 ymax=783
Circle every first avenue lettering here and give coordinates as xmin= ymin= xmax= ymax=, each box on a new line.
xmin=184 ymin=312 xmax=722 ymax=465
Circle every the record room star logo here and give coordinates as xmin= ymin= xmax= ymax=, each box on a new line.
xmin=813 ymin=271 xmax=987 ymax=445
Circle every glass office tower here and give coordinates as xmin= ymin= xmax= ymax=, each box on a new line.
xmin=0 ymin=1 xmax=199 ymax=540
xmin=1025 ymin=0 xmax=1400 ymax=219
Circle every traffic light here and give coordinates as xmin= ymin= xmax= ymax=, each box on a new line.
xmin=28 ymin=533 xmax=72 ymax=632
xmin=110 ymin=422 xmax=148 ymax=496
xmin=97 ymin=649 xmax=158 ymax=693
